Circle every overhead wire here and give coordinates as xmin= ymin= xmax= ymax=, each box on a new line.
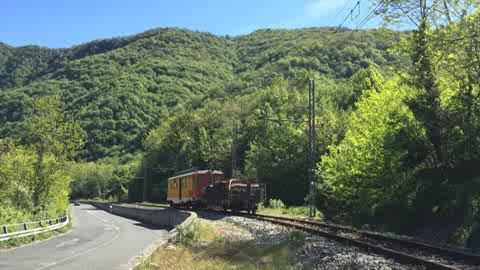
xmin=334 ymin=0 xmax=388 ymax=50
xmin=320 ymin=0 xmax=363 ymax=50
xmin=331 ymin=0 xmax=355 ymax=24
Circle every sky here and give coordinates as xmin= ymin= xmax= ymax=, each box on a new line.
xmin=1 ymin=0 xmax=382 ymax=48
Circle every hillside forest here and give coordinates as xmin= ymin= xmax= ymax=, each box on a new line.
xmin=1 ymin=0 xmax=480 ymax=248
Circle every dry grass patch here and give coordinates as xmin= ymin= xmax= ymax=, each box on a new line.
xmin=257 ymin=206 xmax=323 ymax=220
xmin=136 ymin=221 xmax=304 ymax=270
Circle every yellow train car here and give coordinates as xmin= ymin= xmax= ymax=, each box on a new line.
xmin=167 ymin=168 xmax=224 ymax=207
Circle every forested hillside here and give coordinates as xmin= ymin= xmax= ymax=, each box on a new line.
xmin=2 ymin=1 xmax=480 ymax=249
xmin=0 ymin=27 xmax=402 ymax=160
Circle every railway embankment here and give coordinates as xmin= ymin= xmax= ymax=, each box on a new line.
xmin=136 ymin=210 xmax=419 ymax=270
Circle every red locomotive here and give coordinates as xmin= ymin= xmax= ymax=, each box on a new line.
xmin=167 ymin=168 xmax=265 ymax=213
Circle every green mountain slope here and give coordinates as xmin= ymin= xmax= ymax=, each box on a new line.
xmin=0 ymin=27 xmax=404 ymax=160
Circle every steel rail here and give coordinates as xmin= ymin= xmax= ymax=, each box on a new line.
xmin=251 ymin=213 xmax=480 ymax=262
xmin=134 ymin=203 xmax=479 ymax=269
xmin=237 ymin=212 xmax=478 ymax=270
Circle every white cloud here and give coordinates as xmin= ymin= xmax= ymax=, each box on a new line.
xmin=230 ymin=0 xmax=356 ymax=34
xmin=290 ymin=0 xmax=350 ymax=27
xmin=304 ymin=0 xmax=345 ymax=19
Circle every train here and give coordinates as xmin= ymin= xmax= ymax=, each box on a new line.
xmin=166 ymin=168 xmax=265 ymax=213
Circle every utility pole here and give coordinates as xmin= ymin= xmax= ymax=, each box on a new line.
xmin=257 ymin=79 xmax=317 ymax=218
xmin=308 ymin=79 xmax=316 ymax=218
xmin=231 ymin=122 xmax=238 ymax=178
xmin=142 ymin=158 xmax=148 ymax=202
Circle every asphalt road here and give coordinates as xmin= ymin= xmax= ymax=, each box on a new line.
xmin=0 ymin=204 xmax=170 ymax=270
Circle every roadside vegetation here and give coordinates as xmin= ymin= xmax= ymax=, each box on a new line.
xmin=0 ymin=206 xmax=72 ymax=250
xmin=136 ymin=220 xmax=304 ymax=270
xmin=0 ymin=96 xmax=83 ymax=227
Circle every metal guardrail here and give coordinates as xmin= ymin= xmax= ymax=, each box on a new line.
xmin=0 ymin=208 xmax=69 ymax=242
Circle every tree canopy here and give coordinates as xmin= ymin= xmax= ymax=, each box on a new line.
xmin=0 ymin=27 xmax=404 ymax=160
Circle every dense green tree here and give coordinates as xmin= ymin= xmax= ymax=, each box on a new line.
xmin=319 ymin=70 xmax=427 ymax=224
xmin=0 ymin=139 xmax=36 ymax=223
xmin=0 ymin=27 xmax=404 ymax=160
xmin=0 ymin=96 xmax=85 ymax=223
xmin=24 ymin=96 xmax=86 ymax=213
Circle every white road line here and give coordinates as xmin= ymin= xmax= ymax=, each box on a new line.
xmin=34 ymin=209 xmax=121 ymax=270
xmin=37 ymin=262 xmax=56 ymax=268
xmin=0 ymin=229 xmax=74 ymax=254
xmin=85 ymin=210 xmax=109 ymax=223
xmin=34 ymin=229 xmax=120 ymax=270
xmin=55 ymin=238 xmax=79 ymax=248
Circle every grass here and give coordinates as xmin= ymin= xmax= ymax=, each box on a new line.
xmin=0 ymin=208 xmax=73 ymax=250
xmin=257 ymin=206 xmax=323 ymax=220
xmin=136 ymin=221 xmax=304 ymax=270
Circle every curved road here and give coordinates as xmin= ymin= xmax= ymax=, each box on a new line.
xmin=0 ymin=204 xmax=169 ymax=270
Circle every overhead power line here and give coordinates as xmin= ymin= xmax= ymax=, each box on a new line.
xmin=320 ymin=0 xmax=362 ymax=50
xmin=335 ymin=0 xmax=387 ymax=50
xmin=331 ymin=0 xmax=354 ymax=24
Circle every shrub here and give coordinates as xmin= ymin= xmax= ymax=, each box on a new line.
xmin=0 ymin=206 xmax=32 ymax=225
xmin=282 ymin=206 xmax=323 ymax=219
xmin=268 ymin=199 xmax=285 ymax=209
xmin=175 ymin=222 xmax=199 ymax=246
xmin=286 ymin=231 xmax=305 ymax=247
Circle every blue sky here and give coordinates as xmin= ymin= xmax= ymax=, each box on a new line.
xmin=1 ymin=0 xmax=381 ymax=48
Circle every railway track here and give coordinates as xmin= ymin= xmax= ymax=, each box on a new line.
xmin=131 ymin=203 xmax=480 ymax=269
xmin=233 ymin=212 xmax=480 ymax=270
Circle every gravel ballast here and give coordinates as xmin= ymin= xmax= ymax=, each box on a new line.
xmin=197 ymin=212 xmax=425 ymax=270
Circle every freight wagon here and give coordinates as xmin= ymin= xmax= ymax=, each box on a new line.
xmin=167 ymin=168 xmax=265 ymax=212
xmin=167 ymin=168 xmax=224 ymax=208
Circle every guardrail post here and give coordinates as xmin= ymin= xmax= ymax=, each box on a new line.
xmin=0 ymin=207 xmax=69 ymax=241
